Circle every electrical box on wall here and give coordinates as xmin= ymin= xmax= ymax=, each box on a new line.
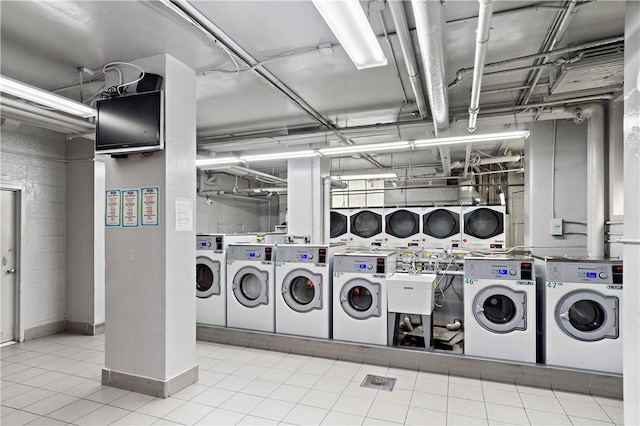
xmin=551 ymin=218 xmax=563 ymax=236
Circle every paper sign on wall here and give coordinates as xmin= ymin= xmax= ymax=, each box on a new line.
xmin=175 ymin=198 xmax=193 ymax=232
xmin=141 ymin=187 xmax=159 ymax=226
xmin=105 ymin=190 xmax=122 ymax=226
xmin=122 ymin=189 xmax=140 ymax=228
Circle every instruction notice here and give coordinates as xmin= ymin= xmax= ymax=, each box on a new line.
xmin=122 ymin=189 xmax=140 ymax=228
xmin=105 ymin=190 xmax=122 ymax=226
xmin=141 ymin=187 xmax=159 ymax=226
xmin=175 ymin=198 xmax=193 ymax=232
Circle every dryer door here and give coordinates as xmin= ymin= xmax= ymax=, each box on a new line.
xmin=350 ymin=210 xmax=382 ymax=238
xmin=339 ymin=278 xmax=381 ymax=320
xmin=555 ymin=290 xmax=619 ymax=341
xmin=473 ymin=285 xmax=526 ymax=333
xmin=281 ymin=269 xmax=323 ymax=313
xmin=423 ymin=209 xmax=459 ymax=239
xmin=330 ymin=211 xmax=348 ymax=239
xmin=232 ymin=266 xmax=269 ymax=307
xmin=464 ymin=208 xmax=503 ymax=239
xmin=196 ymin=256 xmax=221 ymax=298
xmin=385 ymin=209 xmax=419 ymax=238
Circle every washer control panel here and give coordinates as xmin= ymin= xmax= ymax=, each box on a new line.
xmin=465 ymin=258 xmax=534 ymax=281
xmin=277 ymin=246 xmax=328 ymax=263
xmin=196 ymin=234 xmax=223 ymax=251
xmin=546 ymin=261 xmax=623 ymax=284
xmin=227 ymin=244 xmax=274 ymax=262
xmin=334 ymin=252 xmax=397 ymax=275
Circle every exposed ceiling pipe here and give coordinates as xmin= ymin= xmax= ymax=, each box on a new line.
xmin=451 ymin=154 xmax=521 ymax=169
xmin=203 ymin=165 xmax=287 ymax=185
xmin=518 ymin=0 xmax=579 ymax=105
xmin=468 ymin=0 xmax=494 ymax=133
xmin=411 ymin=0 xmax=451 ymax=176
xmin=388 ymin=0 xmax=428 ymax=119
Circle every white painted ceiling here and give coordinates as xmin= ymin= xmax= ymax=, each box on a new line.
xmin=0 ymin=0 xmax=626 ymax=177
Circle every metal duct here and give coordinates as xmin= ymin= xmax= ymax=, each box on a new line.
xmin=388 ymin=0 xmax=428 ymax=119
xmin=468 ymin=0 xmax=494 ymax=133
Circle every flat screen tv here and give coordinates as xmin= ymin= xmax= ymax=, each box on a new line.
xmin=95 ymin=90 xmax=164 ymax=154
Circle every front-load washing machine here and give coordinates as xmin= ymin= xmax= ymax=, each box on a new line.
xmin=226 ymin=244 xmax=276 ymax=332
xmin=422 ymin=206 xmax=461 ymax=249
xmin=330 ymin=209 xmax=350 ymax=244
xmin=275 ymin=244 xmax=340 ymax=338
xmin=332 ymin=250 xmax=396 ymax=345
xmin=383 ymin=208 xmax=423 ymax=248
xmin=461 ymin=205 xmax=507 ymax=250
xmin=543 ymin=259 xmax=623 ymax=374
xmin=349 ymin=208 xmax=385 ymax=247
xmin=196 ymin=234 xmax=226 ymax=326
xmin=463 ymin=256 xmax=536 ymax=363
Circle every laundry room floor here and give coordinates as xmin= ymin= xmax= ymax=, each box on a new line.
xmin=1 ymin=333 xmax=623 ymax=426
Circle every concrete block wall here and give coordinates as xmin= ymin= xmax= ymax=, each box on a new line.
xmin=0 ymin=128 xmax=67 ymax=339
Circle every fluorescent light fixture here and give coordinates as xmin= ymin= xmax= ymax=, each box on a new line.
xmin=319 ymin=141 xmax=411 ymax=156
xmin=499 ymin=191 xmax=506 ymax=206
xmin=312 ymin=0 xmax=387 ymax=70
xmin=195 ymin=157 xmax=243 ymax=167
xmin=0 ymin=75 xmax=95 ymax=118
xmin=241 ymin=150 xmax=320 ymax=162
xmin=332 ymin=172 xmax=398 ymax=181
xmin=413 ymin=130 xmax=530 ymax=147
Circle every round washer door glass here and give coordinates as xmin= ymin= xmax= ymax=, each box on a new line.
xmin=340 ymin=278 xmax=381 ymax=320
xmin=232 ymin=266 xmax=269 ymax=307
xmin=424 ymin=209 xmax=459 ymax=238
xmin=556 ymin=290 xmax=619 ymax=341
xmin=464 ymin=208 xmax=503 ymax=239
xmin=281 ymin=269 xmax=323 ymax=313
xmin=196 ymin=256 xmax=220 ymax=298
xmin=472 ymin=286 xmax=526 ymax=333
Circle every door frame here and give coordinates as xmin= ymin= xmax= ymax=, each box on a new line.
xmin=1 ymin=182 xmax=25 ymax=342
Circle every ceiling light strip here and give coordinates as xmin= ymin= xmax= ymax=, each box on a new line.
xmin=413 ymin=130 xmax=530 ymax=146
xmin=332 ymin=172 xmax=398 ymax=181
xmin=241 ymin=150 xmax=320 ymax=162
xmin=319 ymin=141 xmax=411 ymax=155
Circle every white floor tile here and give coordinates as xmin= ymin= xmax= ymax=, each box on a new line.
xmin=237 ymin=415 xmax=279 ymax=425
xmin=85 ymin=386 xmax=131 ymax=404
xmin=559 ymin=399 xmax=611 ymax=422
xmin=191 ymin=387 xmax=236 ymax=407
xmin=1 ymin=383 xmax=35 ymax=400
xmin=253 ymin=354 xmax=287 ymax=368
xmin=249 ymin=398 xmax=295 ymax=421
xmin=525 ymin=409 xmax=572 ymax=425
xmin=268 ymin=384 xmax=309 ymax=404
xmin=446 ymin=413 xmax=488 ymax=425
xmin=554 ymin=390 xmax=597 ymax=403
xmin=163 ymin=401 xmax=215 ymax=426
xmin=332 ymin=395 xmax=374 ymax=417
xmin=323 ymin=365 xmax=359 ymax=381
xmin=312 ymin=376 xmax=350 ymax=394
xmin=40 ymin=374 xmax=88 ymax=393
xmin=47 ymin=399 xmax=104 ymax=423
xmin=116 ymin=411 xmax=161 ymax=425
xmin=232 ymin=364 xmax=268 ymax=380
xmin=195 ymin=407 xmax=244 ymax=425
xmin=516 ymin=385 xmax=555 ymax=397
xmin=362 ymin=417 xmax=402 ymax=425
xmin=137 ymin=397 xmax=186 ymax=418
xmin=197 ymin=370 xmax=228 ymax=386
xmin=282 ymin=404 xmax=328 ymax=425
xmin=25 ymin=416 xmax=67 ymax=425
xmin=405 ymin=406 xmax=447 ymax=426
xmin=601 ymin=404 xmax=624 ymax=424
xmin=375 ymin=387 xmax=413 ymax=406
xmin=0 ymin=363 xmax=30 ymax=377
xmin=0 ymin=408 xmax=40 ymax=425
xmin=485 ymin=402 xmax=530 ymax=425
xmin=409 ymin=390 xmax=447 ymax=412
xmin=171 ymin=383 xmax=209 ymax=401
xmin=321 ymin=410 xmax=364 ymax=425
xmin=258 ymin=368 xmax=294 ymax=385
xmin=342 ymin=381 xmax=379 ymax=400
xmin=152 ymin=419 xmax=183 ymax=425
xmin=448 ymin=376 xmax=482 ymax=387
xmin=299 ymin=389 xmax=340 ymax=409
xmin=568 ymin=416 xmax=614 ymax=425
xmin=519 ymin=392 xmax=565 ymax=414
xmin=218 ymin=393 xmax=265 ymax=414
xmin=366 ymin=400 xmax=409 ymax=424
xmin=352 ymin=365 xmax=390 ymax=384
xmin=3 ymin=388 xmax=55 ymax=409
xmin=60 ymin=379 xmax=105 ymax=398
xmin=594 ymin=396 xmax=624 ymax=408
xmin=208 ymin=360 xmax=245 ymax=375
xmin=483 ymin=387 xmax=523 ymax=408
xmin=110 ymin=392 xmax=156 ymax=411
xmin=21 ymin=393 xmax=78 ymax=416
xmin=414 ymin=378 xmax=449 ymax=396
xmin=215 ymin=375 xmax=253 ymax=392
xmin=447 ymin=396 xmax=486 ymax=419
xmin=21 ymin=371 xmax=67 ymax=388
xmin=482 ymin=380 xmax=517 ymax=391
xmin=240 ymin=379 xmax=280 ymax=397
xmin=74 ymin=404 xmax=129 ymax=426
xmin=448 ymin=382 xmax=484 ymax=401
xmin=285 ymin=371 xmax=321 ymax=388
xmin=392 ymin=375 xmax=417 ymax=391
xmin=417 ymin=371 xmax=449 ymax=382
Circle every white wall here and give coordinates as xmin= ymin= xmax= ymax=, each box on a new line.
xmin=1 ymin=128 xmax=67 ymax=338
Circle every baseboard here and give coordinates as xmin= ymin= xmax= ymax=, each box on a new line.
xmin=24 ymin=321 xmax=66 ymax=341
xmin=196 ymin=324 xmax=623 ymax=399
xmin=102 ymin=365 xmax=199 ymax=398
xmin=65 ymin=320 xmax=105 ymax=336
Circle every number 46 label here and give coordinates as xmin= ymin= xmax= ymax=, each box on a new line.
xmin=464 ymin=278 xmax=474 ymax=285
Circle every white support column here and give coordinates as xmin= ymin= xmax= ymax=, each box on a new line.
xmin=623 ymin=1 xmax=640 ymax=423
xmin=102 ymin=54 xmax=197 ymax=398
xmin=287 ymin=157 xmax=329 ymax=244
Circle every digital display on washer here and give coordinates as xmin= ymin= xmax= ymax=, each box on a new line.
xmin=586 ymin=272 xmax=597 ymax=278
xmin=498 ymin=269 xmax=508 ymax=275
xmin=249 ymin=252 xmax=257 ymax=258
xmin=200 ymin=242 xmax=207 ymax=247
xmin=359 ymin=263 xmax=367 ymax=270
xmin=300 ymin=254 xmax=308 ymax=260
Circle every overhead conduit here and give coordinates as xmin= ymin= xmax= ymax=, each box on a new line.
xmin=468 ymin=0 xmax=494 ymax=133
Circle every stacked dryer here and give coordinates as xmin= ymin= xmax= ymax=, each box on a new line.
xmin=196 ymin=234 xmax=226 ymax=327
xmin=383 ymin=208 xmax=423 ymax=248
xmin=332 ymin=249 xmax=396 ymax=345
xmin=226 ymin=244 xmax=276 ymax=332
xmin=329 ymin=209 xmax=350 ymax=245
xmin=348 ymin=208 xmax=385 ymax=247
xmin=463 ymin=256 xmax=536 ymax=363
xmin=461 ymin=205 xmax=508 ymax=250
xmin=422 ymin=206 xmax=461 ymax=249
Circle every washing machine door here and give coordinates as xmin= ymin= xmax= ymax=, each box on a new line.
xmin=281 ymin=269 xmax=323 ymax=313
xmin=464 ymin=208 xmax=503 ymax=239
xmin=330 ymin=212 xmax=348 ymax=238
xmin=350 ymin=210 xmax=382 ymax=238
xmin=385 ymin=209 xmax=419 ymax=238
xmin=196 ymin=256 xmax=221 ymax=298
xmin=424 ymin=209 xmax=460 ymax=238
xmin=472 ymin=285 xmax=526 ymax=333
xmin=232 ymin=266 xmax=269 ymax=307
xmin=555 ymin=290 xmax=619 ymax=341
xmin=340 ymin=278 xmax=381 ymax=320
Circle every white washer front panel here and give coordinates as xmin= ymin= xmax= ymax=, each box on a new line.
xmin=196 ymin=234 xmax=226 ymax=327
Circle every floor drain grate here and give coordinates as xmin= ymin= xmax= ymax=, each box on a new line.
xmin=360 ymin=374 xmax=396 ymax=392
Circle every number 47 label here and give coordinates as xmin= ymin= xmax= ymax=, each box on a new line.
xmin=547 ymin=282 xmax=559 ymax=288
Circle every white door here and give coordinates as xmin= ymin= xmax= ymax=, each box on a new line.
xmin=1 ymin=189 xmax=17 ymax=343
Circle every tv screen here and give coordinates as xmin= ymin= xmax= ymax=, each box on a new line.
xmin=95 ymin=90 xmax=164 ymax=154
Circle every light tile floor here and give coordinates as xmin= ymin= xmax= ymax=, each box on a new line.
xmin=0 ymin=333 xmax=624 ymax=425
